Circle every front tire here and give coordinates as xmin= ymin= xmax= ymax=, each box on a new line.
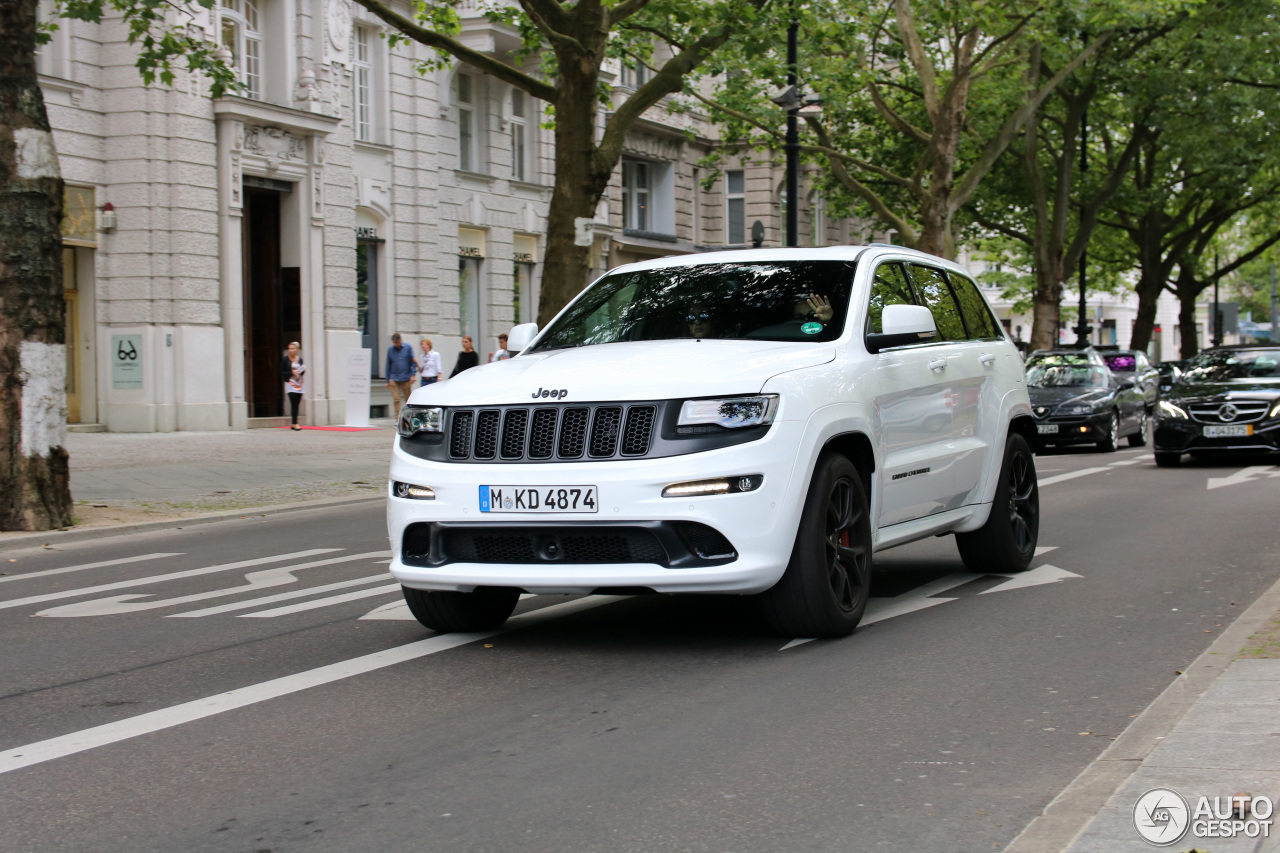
xmin=1096 ymin=411 xmax=1120 ymax=453
xmin=759 ymin=453 xmax=871 ymax=638
xmin=402 ymin=587 xmax=519 ymax=633
xmin=956 ymin=433 xmax=1039 ymax=574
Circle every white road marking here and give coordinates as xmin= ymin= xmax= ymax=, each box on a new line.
xmin=36 ymin=552 xmax=389 ymax=618
xmin=1034 ymin=546 xmax=1058 ymax=557
xmin=239 ymin=584 xmax=401 ymax=617
xmin=779 ymin=638 xmax=816 ymax=651
xmin=861 ymin=572 xmax=980 ymax=626
xmin=1038 ymin=467 xmax=1111 ymax=487
xmin=172 ymin=573 xmax=393 ymax=618
xmin=979 ymin=564 xmax=1082 ymax=595
xmin=1207 ymin=465 xmax=1278 ymax=491
xmin=0 ymin=553 xmax=182 ymax=585
xmin=0 ymin=550 xmax=339 ymax=612
xmin=360 ymin=599 xmax=417 ymax=621
xmin=0 ymin=595 xmax=627 ymax=776
xmin=1108 ymin=458 xmax=1143 ymax=466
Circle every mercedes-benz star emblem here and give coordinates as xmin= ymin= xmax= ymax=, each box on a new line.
xmin=1219 ymin=403 xmax=1239 ymax=422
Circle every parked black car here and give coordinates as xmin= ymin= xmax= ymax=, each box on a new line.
xmin=1157 ymin=360 xmax=1186 ymax=396
xmin=1099 ymin=349 xmax=1160 ymax=410
xmin=1153 ymin=345 xmax=1280 ymax=466
xmin=1026 ymin=350 xmax=1148 ymax=452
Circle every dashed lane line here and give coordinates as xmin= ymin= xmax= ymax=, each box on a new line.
xmin=0 ymin=554 xmax=183 ymax=585
xmin=0 ymin=595 xmax=627 ymax=776
xmin=1037 ymin=467 xmax=1113 ymax=487
xmin=0 ymin=550 xmax=339 ymax=612
xmin=239 ymin=583 xmax=402 ymax=617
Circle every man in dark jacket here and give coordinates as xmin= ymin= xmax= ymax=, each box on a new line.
xmin=385 ymin=333 xmax=417 ymax=418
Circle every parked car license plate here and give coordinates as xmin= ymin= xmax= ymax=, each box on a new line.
xmin=479 ymin=485 xmax=598 ymax=513
xmin=1037 ymin=424 xmax=1059 ymax=434
xmin=1204 ymin=424 xmax=1252 ymax=438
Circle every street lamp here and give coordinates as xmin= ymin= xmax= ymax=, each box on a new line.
xmin=768 ymin=12 xmax=821 ymax=248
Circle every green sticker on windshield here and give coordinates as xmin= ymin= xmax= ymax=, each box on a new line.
xmin=801 ymin=321 xmax=823 ymax=335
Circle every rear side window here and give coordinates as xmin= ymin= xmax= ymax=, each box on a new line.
xmin=946 ymin=272 xmax=1002 ymax=340
xmin=907 ymin=264 xmax=966 ymax=342
xmin=866 ymin=262 xmax=917 ymax=334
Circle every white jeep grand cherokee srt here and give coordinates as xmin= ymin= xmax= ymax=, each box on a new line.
xmin=388 ymin=246 xmax=1039 ymax=638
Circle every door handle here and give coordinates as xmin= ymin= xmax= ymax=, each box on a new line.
xmin=979 ymin=353 xmax=997 ymax=366
xmin=928 ymin=358 xmax=948 ymax=372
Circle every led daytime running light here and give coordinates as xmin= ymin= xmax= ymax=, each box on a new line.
xmin=662 ymin=475 xmax=763 ymax=498
xmin=392 ymin=481 xmax=436 ymax=500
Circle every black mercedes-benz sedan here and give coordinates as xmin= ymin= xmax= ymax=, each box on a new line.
xmin=1026 ymin=350 xmax=1148 ymax=452
xmin=1153 ymin=345 xmax=1280 ymax=466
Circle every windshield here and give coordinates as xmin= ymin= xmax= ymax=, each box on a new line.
xmin=1102 ymin=353 xmax=1137 ymax=373
xmin=530 ymin=261 xmax=858 ymax=351
xmin=1182 ymin=348 xmax=1280 ymax=382
xmin=1026 ymin=362 xmax=1110 ymax=388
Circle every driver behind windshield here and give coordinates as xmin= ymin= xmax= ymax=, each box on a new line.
xmin=748 ymin=292 xmax=834 ymax=338
xmin=685 ymin=303 xmax=718 ymax=339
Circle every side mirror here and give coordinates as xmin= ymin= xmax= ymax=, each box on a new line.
xmin=506 ymin=322 xmax=539 ymax=355
xmin=866 ymin=304 xmax=938 ymax=353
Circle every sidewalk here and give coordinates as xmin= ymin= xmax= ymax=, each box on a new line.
xmin=1007 ymin=576 xmax=1280 ymax=853
xmin=10 ymin=424 xmax=397 ymax=538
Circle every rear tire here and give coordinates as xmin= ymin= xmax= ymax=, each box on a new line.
xmin=402 ymin=587 xmax=519 ymax=633
xmin=759 ymin=453 xmax=871 ymax=638
xmin=956 ymin=433 xmax=1039 ymax=574
xmin=1127 ymin=411 xmax=1149 ymax=447
xmin=1154 ymin=451 xmax=1182 ymax=468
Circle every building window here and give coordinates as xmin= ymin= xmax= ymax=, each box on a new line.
xmin=353 ymin=26 xmax=374 ymax=142
xmin=726 ymin=170 xmax=745 ymax=245
xmin=810 ymin=193 xmax=826 ymax=247
xmin=457 ymin=73 xmax=483 ymax=172
xmin=459 ymin=257 xmax=482 ymax=343
xmin=356 ymin=239 xmax=380 ymax=375
xmin=220 ymin=0 xmax=262 ymax=100
xmin=621 ymin=58 xmax=648 ymax=88
xmin=510 ymin=88 xmax=529 ymax=181
xmin=622 ymin=159 xmax=650 ymax=231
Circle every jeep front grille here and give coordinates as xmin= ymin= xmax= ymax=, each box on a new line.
xmin=447 ymin=404 xmax=657 ymax=463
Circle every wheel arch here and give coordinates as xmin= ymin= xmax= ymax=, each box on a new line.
xmin=819 ymin=431 xmax=875 ymax=505
xmin=1009 ymin=414 xmax=1037 ymax=450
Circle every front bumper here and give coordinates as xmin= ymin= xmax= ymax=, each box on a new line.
xmin=1154 ymin=417 xmax=1280 ymax=454
xmin=386 ymin=420 xmax=809 ymax=595
xmin=1033 ymin=411 xmax=1111 ymax=446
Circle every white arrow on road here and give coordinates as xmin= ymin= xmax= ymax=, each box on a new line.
xmin=979 ymin=564 xmax=1081 ymax=595
xmin=1207 ymin=465 xmax=1279 ymax=491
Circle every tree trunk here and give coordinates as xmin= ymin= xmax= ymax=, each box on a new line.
xmin=1029 ymin=264 xmax=1063 ymax=351
xmin=537 ymin=68 xmax=609 ymax=327
xmin=1177 ymin=291 xmax=1200 ymax=359
xmin=0 ymin=0 xmax=72 ymax=531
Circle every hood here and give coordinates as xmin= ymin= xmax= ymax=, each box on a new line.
xmin=1027 ymin=386 xmax=1112 ymax=410
xmin=1165 ymin=379 xmax=1280 ymax=403
xmin=408 ymin=339 xmax=836 ymax=406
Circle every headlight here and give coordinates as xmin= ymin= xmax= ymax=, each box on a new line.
xmin=398 ymin=405 xmax=443 ymax=437
xmin=1157 ymin=400 xmax=1189 ymax=420
xmin=677 ymin=395 xmax=779 ymax=430
xmin=1055 ymin=403 xmax=1098 ymax=416
xmin=1270 ymin=400 xmax=1280 ymax=418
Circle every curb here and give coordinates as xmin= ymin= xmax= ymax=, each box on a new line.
xmin=1002 ymin=569 xmax=1280 ymax=852
xmin=0 ymin=494 xmax=385 ymax=550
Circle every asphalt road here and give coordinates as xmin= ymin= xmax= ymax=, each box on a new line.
xmin=1 ymin=446 xmax=1278 ymax=853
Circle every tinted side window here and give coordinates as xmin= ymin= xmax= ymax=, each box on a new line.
xmin=866 ymin=262 xmax=917 ymax=334
xmin=946 ymin=271 xmax=1001 ymax=340
xmin=907 ymin=264 xmax=966 ymax=342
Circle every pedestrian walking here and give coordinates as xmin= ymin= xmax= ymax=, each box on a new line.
xmin=450 ymin=335 xmax=480 ymax=377
xmin=385 ymin=333 xmax=417 ymax=418
xmin=419 ymin=338 xmax=442 ymax=386
xmin=489 ymin=333 xmax=510 ymax=362
xmin=279 ymin=341 xmax=305 ymax=430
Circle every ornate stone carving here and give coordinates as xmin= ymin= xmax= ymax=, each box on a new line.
xmin=326 ymin=0 xmax=353 ymax=65
xmin=244 ymin=125 xmax=306 ymax=161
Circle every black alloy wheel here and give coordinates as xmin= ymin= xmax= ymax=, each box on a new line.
xmin=1128 ymin=410 xmax=1149 ymax=447
xmin=760 ymin=453 xmax=871 ymax=638
xmin=1097 ymin=411 xmax=1120 ymax=453
xmin=956 ymin=433 xmax=1039 ymax=574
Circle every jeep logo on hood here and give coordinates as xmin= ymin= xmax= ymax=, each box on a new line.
xmin=532 ymin=387 xmax=568 ymax=399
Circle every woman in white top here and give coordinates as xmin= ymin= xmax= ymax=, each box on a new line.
xmin=419 ymin=338 xmax=443 ymax=386
xmin=280 ymin=341 xmax=305 ymax=430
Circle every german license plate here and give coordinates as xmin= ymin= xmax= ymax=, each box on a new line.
xmin=1037 ymin=424 xmax=1059 ymax=434
xmin=1204 ymin=424 xmax=1251 ymax=438
xmin=480 ymin=485 xmax=598 ymax=513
